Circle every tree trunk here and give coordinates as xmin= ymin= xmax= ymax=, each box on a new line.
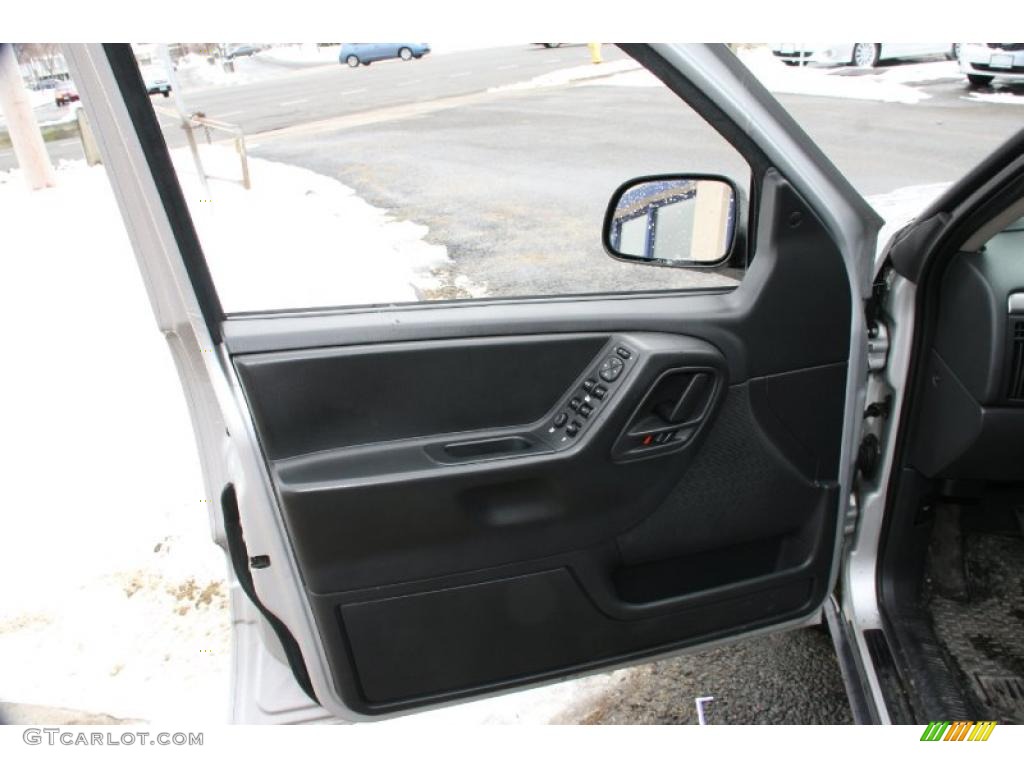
xmin=0 ymin=43 xmax=56 ymax=189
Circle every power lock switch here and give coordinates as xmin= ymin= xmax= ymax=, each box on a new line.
xmin=566 ymin=421 xmax=581 ymax=437
xmin=615 ymin=346 xmax=632 ymax=360
xmin=553 ymin=412 xmax=568 ymax=428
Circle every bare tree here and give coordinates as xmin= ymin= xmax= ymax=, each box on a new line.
xmin=12 ymin=43 xmax=66 ymax=79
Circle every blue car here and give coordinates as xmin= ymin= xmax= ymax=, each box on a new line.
xmin=339 ymin=43 xmax=430 ymax=68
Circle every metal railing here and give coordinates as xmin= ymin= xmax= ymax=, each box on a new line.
xmin=154 ymin=104 xmax=251 ymax=191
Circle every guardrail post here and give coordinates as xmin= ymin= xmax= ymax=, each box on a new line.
xmin=75 ymin=106 xmax=102 ymax=166
xmin=236 ymin=135 xmax=251 ymax=190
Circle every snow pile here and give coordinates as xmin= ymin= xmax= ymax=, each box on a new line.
xmin=172 ymin=144 xmax=462 ymax=312
xmin=965 ymin=91 xmax=1024 ymax=106
xmin=489 ymin=57 xmax=640 ymax=93
xmin=0 ymin=159 xmax=227 ymax=722
xmin=867 ymin=182 xmax=951 ymax=270
xmin=171 ymin=54 xmax=277 ymax=91
xmin=29 ymin=88 xmax=56 ymax=109
xmin=735 ymin=46 xmax=951 ymax=104
xmin=260 ymin=44 xmax=341 ymax=66
xmin=580 ymin=46 xmax=966 ymax=105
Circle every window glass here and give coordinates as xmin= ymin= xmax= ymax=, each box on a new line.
xmin=134 ymin=44 xmax=752 ymax=313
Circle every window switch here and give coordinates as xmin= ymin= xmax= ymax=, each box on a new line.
xmin=592 ymin=384 xmax=607 ymax=399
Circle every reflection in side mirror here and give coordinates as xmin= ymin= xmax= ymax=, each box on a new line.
xmin=604 ymin=176 xmax=737 ymax=266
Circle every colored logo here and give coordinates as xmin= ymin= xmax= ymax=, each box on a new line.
xmin=920 ymin=721 xmax=996 ymax=741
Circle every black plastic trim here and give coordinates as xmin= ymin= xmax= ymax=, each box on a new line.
xmin=601 ymin=173 xmax=741 ymax=269
xmin=220 ymin=484 xmax=317 ymax=704
xmin=102 ymin=44 xmax=225 ymax=342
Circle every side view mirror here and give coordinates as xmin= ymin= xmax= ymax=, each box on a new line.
xmin=603 ymin=175 xmax=738 ymax=267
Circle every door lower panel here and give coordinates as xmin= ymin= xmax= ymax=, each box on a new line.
xmin=342 ymin=569 xmax=816 ymax=705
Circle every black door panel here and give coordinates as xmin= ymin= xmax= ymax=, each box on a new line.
xmin=238 ymin=332 xmax=731 ymax=592
xmin=339 ymin=566 xmax=820 ymax=705
xmin=226 ymin=173 xmax=852 ymax=714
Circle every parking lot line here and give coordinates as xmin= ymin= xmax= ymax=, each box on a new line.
xmin=219 ymin=110 xmax=243 ymax=118
xmin=449 ymin=72 xmax=471 ymax=78
xmin=398 ymin=80 xmax=423 ymax=87
xmin=281 ymin=98 xmax=309 ymax=106
xmin=341 ymin=89 xmax=367 ymax=96
xmin=497 ymin=64 xmax=520 ymax=70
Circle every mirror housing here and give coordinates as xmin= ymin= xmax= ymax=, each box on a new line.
xmin=603 ymin=175 xmax=738 ymax=268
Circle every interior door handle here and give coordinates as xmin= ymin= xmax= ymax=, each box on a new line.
xmin=655 ymin=372 xmax=712 ymax=424
xmin=612 ymin=367 xmax=721 ymax=461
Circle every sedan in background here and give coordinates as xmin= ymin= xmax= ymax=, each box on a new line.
xmin=959 ymin=43 xmax=1024 ymax=87
xmin=54 ymin=81 xmax=79 ymax=106
xmin=225 ymin=44 xmax=259 ymax=60
xmin=339 ymin=43 xmax=430 ymax=68
xmin=771 ymin=43 xmax=956 ymax=68
xmin=140 ymin=68 xmax=172 ymax=97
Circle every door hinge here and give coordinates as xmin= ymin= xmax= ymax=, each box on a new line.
xmin=844 ymin=492 xmax=859 ymax=536
xmin=866 ymin=270 xmax=890 ymax=372
xmin=866 ymin=321 xmax=889 ymax=372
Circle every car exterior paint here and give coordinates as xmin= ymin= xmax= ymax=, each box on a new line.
xmin=338 ymin=43 xmax=431 ymax=66
xmin=770 ymin=43 xmax=954 ymax=66
xmin=960 ymin=43 xmax=1024 ymax=84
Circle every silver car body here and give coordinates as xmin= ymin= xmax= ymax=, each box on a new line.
xmin=959 ymin=43 xmax=1024 ymax=83
xmin=771 ymin=42 xmax=953 ymax=66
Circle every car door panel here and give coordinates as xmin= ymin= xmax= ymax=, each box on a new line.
xmin=224 ymin=172 xmax=851 ymax=713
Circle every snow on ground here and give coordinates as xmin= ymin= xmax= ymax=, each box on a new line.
xmin=172 ymin=144 xmax=468 ymax=311
xmin=260 ymin=44 xmax=342 ymax=66
xmin=866 ymin=182 xmax=951 ymax=271
xmin=735 ymin=47 xmax=958 ymax=104
xmin=171 ymin=53 xmax=292 ymax=91
xmin=489 ymin=58 xmax=640 ymax=93
xmin=575 ymin=46 xmax=972 ymax=105
xmin=964 ymin=90 xmax=1024 ymax=106
xmin=0 ymin=159 xmax=227 ymax=722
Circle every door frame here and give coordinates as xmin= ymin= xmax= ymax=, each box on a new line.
xmin=65 ymin=42 xmax=881 ymax=720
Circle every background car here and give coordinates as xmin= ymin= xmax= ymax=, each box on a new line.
xmin=771 ymin=43 xmax=957 ymax=68
xmin=33 ymin=76 xmax=63 ymax=91
xmin=339 ymin=43 xmax=430 ymax=68
xmin=959 ymin=43 xmax=1024 ymax=87
xmin=225 ymin=44 xmax=258 ymax=60
xmin=140 ymin=68 xmax=172 ymax=97
xmin=54 ymin=81 xmax=79 ymax=106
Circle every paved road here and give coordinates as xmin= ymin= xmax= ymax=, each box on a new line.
xmin=560 ymin=628 xmax=854 ymax=724
xmin=1 ymin=45 xmax=621 ymax=170
xmin=245 ymin=63 xmax=1022 ymax=299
